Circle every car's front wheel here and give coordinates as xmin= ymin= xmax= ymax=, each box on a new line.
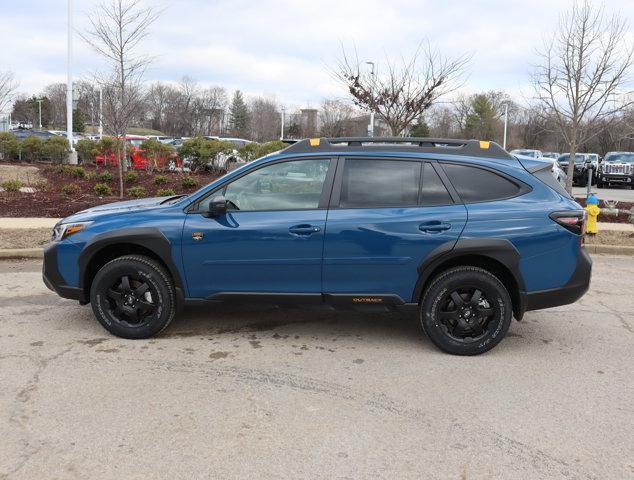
xmin=90 ymin=255 xmax=176 ymax=339
xmin=420 ymin=266 xmax=513 ymax=355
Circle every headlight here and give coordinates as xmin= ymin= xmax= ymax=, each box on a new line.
xmin=51 ymin=221 xmax=92 ymax=242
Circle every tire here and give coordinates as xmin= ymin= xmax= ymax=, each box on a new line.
xmin=420 ymin=266 xmax=513 ymax=355
xmin=89 ymin=255 xmax=176 ymax=339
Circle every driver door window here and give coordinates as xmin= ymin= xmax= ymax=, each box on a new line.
xmin=206 ymin=158 xmax=330 ymax=212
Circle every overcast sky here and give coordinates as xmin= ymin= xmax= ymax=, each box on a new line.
xmin=1 ymin=0 xmax=633 ymax=109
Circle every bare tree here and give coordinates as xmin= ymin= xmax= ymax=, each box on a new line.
xmin=533 ymin=0 xmax=634 ymax=192
xmin=332 ymin=43 xmax=470 ymax=135
xmin=249 ymin=97 xmax=280 ymax=142
xmin=0 ymin=71 xmax=18 ymax=114
xmin=82 ymin=0 xmax=160 ymax=198
xmin=319 ymin=99 xmax=356 ymax=137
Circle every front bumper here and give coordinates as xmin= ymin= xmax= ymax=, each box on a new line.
xmin=43 ymin=242 xmax=87 ymax=303
xmin=524 ymin=247 xmax=592 ymax=311
xmin=599 ymin=175 xmax=632 ymax=184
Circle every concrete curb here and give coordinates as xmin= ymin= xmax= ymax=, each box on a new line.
xmin=0 ymin=248 xmax=44 ymax=259
xmin=585 ymin=244 xmax=634 ymax=255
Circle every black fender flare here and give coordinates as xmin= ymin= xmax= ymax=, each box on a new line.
xmin=78 ymin=227 xmax=185 ymax=305
xmin=412 ymin=238 xmax=526 ymax=317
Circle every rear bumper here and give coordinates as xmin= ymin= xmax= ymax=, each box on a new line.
xmin=42 ymin=242 xmax=87 ymax=303
xmin=524 ymin=247 xmax=592 ymax=311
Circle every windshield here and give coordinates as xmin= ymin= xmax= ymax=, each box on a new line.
xmin=604 ymin=153 xmax=634 ymax=163
xmin=558 ymin=154 xmax=586 ymax=163
xmin=511 ymin=149 xmax=539 ymax=158
xmin=127 ymin=139 xmax=144 ymax=147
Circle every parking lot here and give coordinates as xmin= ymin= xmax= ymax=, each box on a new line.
xmin=1 ymin=255 xmax=633 ymax=479
xmin=572 ymin=186 xmax=634 ymax=202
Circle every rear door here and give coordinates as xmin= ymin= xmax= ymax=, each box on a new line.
xmin=322 ymin=158 xmax=467 ymax=303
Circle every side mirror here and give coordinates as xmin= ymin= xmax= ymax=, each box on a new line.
xmin=205 ymin=195 xmax=227 ymax=218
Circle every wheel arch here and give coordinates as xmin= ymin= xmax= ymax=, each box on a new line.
xmin=413 ymin=238 xmax=526 ymax=320
xmin=78 ymin=228 xmax=184 ymax=306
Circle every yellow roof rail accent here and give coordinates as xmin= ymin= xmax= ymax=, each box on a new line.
xmin=309 ymin=138 xmax=320 ymax=146
xmin=479 ymin=140 xmax=490 ymax=149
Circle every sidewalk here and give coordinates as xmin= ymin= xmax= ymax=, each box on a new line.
xmin=0 ymin=218 xmax=60 ymax=229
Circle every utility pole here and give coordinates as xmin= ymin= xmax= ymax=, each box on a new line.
xmin=365 ymin=61 xmax=375 ymax=137
xmin=280 ymin=107 xmax=285 ymax=140
xmin=67 ymin=0 xmax=77 ymax=163
xmin=36 ymin=99 xmax=43 ymax=130
xmin=502 ymin=103 xmax=509 ymax=150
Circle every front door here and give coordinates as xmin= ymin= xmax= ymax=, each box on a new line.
xmin=323 ymin=158 xmax=468 ymax=303
xmin=182 ymin=158 xmax=333 ymax=298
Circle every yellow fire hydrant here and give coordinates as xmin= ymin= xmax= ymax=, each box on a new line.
xmin=585 ymin=194 xmax=600 ymax=235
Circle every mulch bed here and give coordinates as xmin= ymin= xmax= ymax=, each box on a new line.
xmin=574 ymin=197 xmax=633 ymax=224
xmin=0 ymin=161 xmax=219 ymax=218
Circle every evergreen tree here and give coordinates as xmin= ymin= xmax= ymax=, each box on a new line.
xmin=73 ymin=107 xmax=86 ymax=133
xmin=229 ymin=90 xmax=249 ymax=138
xmin=410 ymin=119 xmax=430 ymax=137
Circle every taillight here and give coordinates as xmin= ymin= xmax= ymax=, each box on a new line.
xmin=549 ymin=210 xmax=586 ymax=239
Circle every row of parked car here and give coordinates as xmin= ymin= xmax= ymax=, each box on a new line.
xmin=510 ymin=148 xmax=634 ymax=189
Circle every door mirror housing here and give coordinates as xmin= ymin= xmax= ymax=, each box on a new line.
xmin=205 ymin=195 xmax=228 ymax=218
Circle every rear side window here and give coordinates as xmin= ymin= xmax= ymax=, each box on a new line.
xmin=339 ymin=159 xmax=420 ymax=208
xmin=533 ymin=166 xmax=571 ymax=198
xmin=420 ymin=163 xmax=452 ymax=205
xmin=441 ymin=163 xmax=522 ymax=203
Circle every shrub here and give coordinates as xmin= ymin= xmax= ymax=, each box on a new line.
xmin=181 ymin=176 xmax=197 ymax=188
xmin=0 ymin=132 xmax=20 ymax=160
xmin=68 ymin=166 xmax=85 ymax=178
xmin=126 ymin=186 xmax=146 ymax=198
xmin=156 ymin=188 xmax=176 ymax=197
xmin=42 ymin=136 xmax=70 ymax=164
xmin=125 ymin=172 xmax=139 ymax=183
xmin=21 ymin=136 xmax=43 ymax=162
xmin=34 ymin=180 xmax=48 ymax=192
xmin=238 ymin=140 xmax=287 ymax=162
xmin=141 ymin=139 xmax=175 ymax=171
xmin=86 ymin=172 xmax=98 ymax=181
xmin=100 ymin=171 xmax=113 ymax=183
xmin=1 ymin=180 xmax=23 ymax=192
xmin=179 ymin=137 xmax=233 ymax=170
xmin=153 ymin=174 xmax=169 ymax=185
xmin=76 ymin=138 xmax=99 ymax=163
xmin=61 ymin=184 xmax=79 ymax=195
xmin=93 ymin=183 xmax=112 ymax=196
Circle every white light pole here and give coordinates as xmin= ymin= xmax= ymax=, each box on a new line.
xmin=280 ymin=106 xmax=285 ymax=140
xmin=365 ymin=61 xmax=375 ymax=137
xmin=502 ymin=103 xmax=509 ymax=150
xmin=36 ymin=98 xmax=43 ymax=130
xmin=67 ymin=0 xmax=77 ymax=163
xmin=98 ymin=85 xmax=103 ymax=139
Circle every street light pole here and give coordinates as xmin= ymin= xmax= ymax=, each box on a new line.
xmin=502 ymin=103 xmax=509 ymax=150
xmin=36 ymin=99 xmax=43 ymax=130
xmin=67 ymin=0 xmax=77 ymax=163
xmin=365 ymin=61 xmax=375 ymax=137
xmin=280 ymin=107 xmax=285 ymax=140
xmin=98 ymin=85 xmax=103 ymax=139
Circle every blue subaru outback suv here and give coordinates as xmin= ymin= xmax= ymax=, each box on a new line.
xmin=43 ymin=137 xmax=591 ymax=355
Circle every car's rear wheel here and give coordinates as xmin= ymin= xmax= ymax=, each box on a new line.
xmin=90 ymin=255 xmax=176 ymax=339
xmin=420 ymin=266 xmax=512 ymax=355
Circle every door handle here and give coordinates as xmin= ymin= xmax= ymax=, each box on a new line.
xmin=419 ymin=221 xmax=451 ymax=233
xmin=289 ymin=224 xmax=321 ymax=236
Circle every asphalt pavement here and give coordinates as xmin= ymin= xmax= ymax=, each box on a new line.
xmin=0 ymin=256 xmax=633 ymax=479
xmin=573 ymin=185 xmax=634 ymax=202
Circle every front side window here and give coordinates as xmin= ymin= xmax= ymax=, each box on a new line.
xmin=339 ymin=159 xmax=421 ymax=208
xmin=201 ymin=158 xmax=330 ymax=212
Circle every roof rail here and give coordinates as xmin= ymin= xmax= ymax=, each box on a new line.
xmin=283 ymin=137 xmax=513 ymax=159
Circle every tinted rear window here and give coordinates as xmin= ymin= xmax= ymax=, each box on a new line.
xmin=533 ymin=167 xmax=571 ymax=198
xmin=442 ymin=163 xmax=522 ymax=202
xmin=340 ymin=159 xmax=420 ymax=208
